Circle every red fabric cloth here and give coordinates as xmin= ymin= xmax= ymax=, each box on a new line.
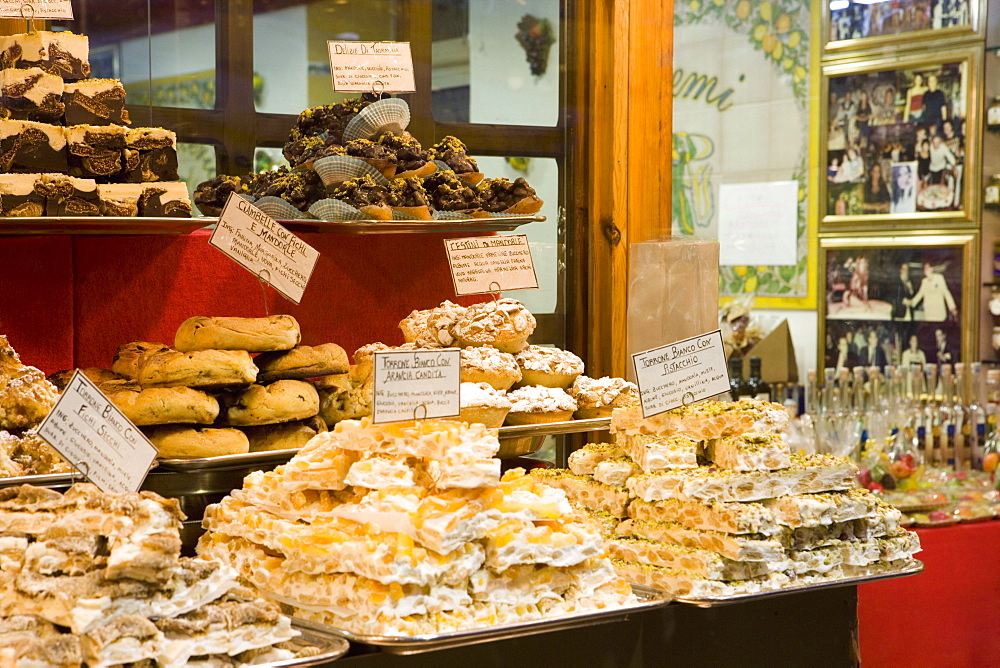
xmin=858 ymin=521 xmax=1000 ymax=667
xmin=2 ymin=230 xmax=486 ymax=374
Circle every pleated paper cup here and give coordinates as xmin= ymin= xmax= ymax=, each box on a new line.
xmin=313 ymin=155 xmax=388 ymax=189
xmin=432 ymin=209 xmax=465 ymax=220
xmin=343 ymin=98 xmax=411 ymax=142
xmin=432 ymin=159 xmax=454 ymax=173
xmin=308 ymin=198 xmax=367 ymax=221
xmin=253 ymin=196 xmax=312 ymax=220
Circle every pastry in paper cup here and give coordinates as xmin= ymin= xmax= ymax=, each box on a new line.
xmin=328 ymin=174 xmax=393 ymax=220
xmin=313 ymin=154 xmax=388 ymax=189
xmin=378 ymin=131 xmax=436 ymax=180
xmin=479 ymin=177 xmax=543 ymax=215
xmin=429 ymin=136 xmax=485 ymax=185
xmin=343 ymin=97 xmax=411 ymax=142
xmin=308 ymin=197 xmax=367 ymax=221
xmin=387 ymin=176 xmax=432 ymax=220
xmin=344 ymin=138 xmax=398 ymax=179
xmin=253 ymin=195 xmax=312 ymax=220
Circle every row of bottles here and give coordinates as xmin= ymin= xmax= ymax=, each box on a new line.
xmin=727 ymin=356 xmax=771 ymax=402
xmin=800 ymin=362 xmax=990 ymax=471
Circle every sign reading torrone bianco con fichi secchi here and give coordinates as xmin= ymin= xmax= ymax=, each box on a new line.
xmin=372 ymin=349 xmax=461 ymax=424
xmin=444 ymin=234 xmax=539 ymax=295
xmin=0 ymin=0 xmax=72 ymax=19
xmin=327 ymin=41 xmax=415 ymax=93
xmin=36 ymin=371 xmax=157 ymax=494
xmin=631 ymin=330 xmax=731 ymax=418
xmin=210 ymin=193 xmax=319 ymax=305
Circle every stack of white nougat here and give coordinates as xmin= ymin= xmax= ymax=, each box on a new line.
xmin=531 ymin=400 xmax=921 ymax=598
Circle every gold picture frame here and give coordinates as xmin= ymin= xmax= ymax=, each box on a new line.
xmin=823 ymin=0 xmax=983 ymax=56
xmin=820 ymin=46 xmax=981 ymax=230
xmin=818 ymin=232 xmax=978 ymax=372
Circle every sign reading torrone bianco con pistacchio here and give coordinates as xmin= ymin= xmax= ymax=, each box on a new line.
xmin=444 ymin=234 xmax=539 ymax=296
xmin=210 ymin=193 xmax=319 ymax=305
xmin=631 ymin=330 xmax=731 ymax=418
xmin=372 ymin=349 xmax=461 ymax=424
xmin=36 ymin=371 xmax=157 ymax=494
xmin=327 ymin=41 xmax=415 ymax=93
xmin=0 ymin=0 xmax=72 ymax=19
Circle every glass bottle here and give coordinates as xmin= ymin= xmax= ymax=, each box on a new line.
xmin=937 ymin=365 xmax=957 ymax=469
xmin=968 ymin=363 xmax=987 ymax=470
xmin=727 ymin=356 xmax=745 ymax=402
xmin=745 ymin=356 xmax=771 ymax=401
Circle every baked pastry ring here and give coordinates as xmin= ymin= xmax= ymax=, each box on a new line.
xmin=223 ymin=380 xmax=320 ymax=426
xmin=144 ymin=425 xmax=249 ymax=458
xmin=137 ymin=349 xmax=257 ymax=390
xmin=107 ymin=386 xmax=219 ymax=426
xmin=112 ymin=341 xmax=173 ymax=379
xmin=254 ymin=343 xmax=350 ymax=384
xmin=174 ymin=315 xmax=300 ymax=353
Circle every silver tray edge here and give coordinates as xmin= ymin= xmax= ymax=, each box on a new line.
xmin=672 ymin=561 xmax=925 ymax=609
xmin=156 ymin=417 xmax=613 ymax=471
xmin=292 ymin=584 xmax=668 ymax=656
xmin=0 ymin=472 xmax=84 ymax=489
xmin=264 ymin=622 xmax=350 ymax=666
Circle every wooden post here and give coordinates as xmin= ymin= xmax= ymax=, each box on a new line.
xmin=571 ymin=0 xmax=674 ymax=379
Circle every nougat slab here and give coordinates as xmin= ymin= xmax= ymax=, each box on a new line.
xmin=610 ymin=399 xmax=788 ymax=441
xmin=626 ymin=454 xmax=857 ymax=504
xmin=615 ymin=517 xmax=785 ymax=562
xmin=612 ymin=559 xmax=790 ymax=598
xmin=617 ymin=433 xmax=699 ymax=472
xmin=628 ymin=497 xmax=779 ymax=536
xmin=762 ymin=488 xmax=880 ymax=528
xmin=568 ymin=442 xmax=625 ymax=475
xmin=530 ymin=468 xmax=632 ymax=518
xmin=608 ymin=536 xmax=778 ymax=581
xmin=705 ymin=432 xmax=791 ymax=472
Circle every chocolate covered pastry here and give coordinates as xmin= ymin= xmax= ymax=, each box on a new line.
xmin=429 ymin=135 xmax=482 ymax=183
xmin=138 ymin=182 xmax=192 ymax=218
xmin=282 ymin=134 xmax=345 ymax=168
xmin=387 ymin=176 xmax=431 ymax=219
xmin=330 ymin=174 xmax=392 ymax=219
xmin=345 ymin=138 xmax=397 ymax=178
xmin=0 ymin=67 xmax=65 ymax=123
xmin=478 ymin=177 xmax=544 ymax=214
xmin=253 ymin=168 xmax=324 ymax=212
xmin=377 ymin=131 xmax=435 ymax=178
xmin=0 ymin=173 xmax=44 ymax=216
xmin=62 ymin=78 xmax=129 ymax=126
xmin=0 ymin=120 xmax=67 ymax=173
xmin=35 ymin=173 xmax=100 ymax=216
xmin=289 ymin=97 xmax=369 ymax=144
xmin=98 ymin=183 xmax=144 ymax=216
xmin=122 ymin=127 xmax=178 ymax=182
xmin=0 ymin=31 xmax=90 ymax=81
xmin=65 ymin=124 xmax=126 ymax=180
xmin=423 ymin=170 xmax=483 ymax=214
xmin=192 ymin=174 xmax=247 ymax=216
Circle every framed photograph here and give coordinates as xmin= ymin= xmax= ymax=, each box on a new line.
xmin=824 ymin=0 xmax=983 ymax=55
xmin=821 ymin=46 xmax=981 ymax=229
xmin=819 ymin=234 xmax=977 ymax=371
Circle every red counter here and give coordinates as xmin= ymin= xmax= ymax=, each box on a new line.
xmin=859 ymin=521 xmax=1000 ymax=667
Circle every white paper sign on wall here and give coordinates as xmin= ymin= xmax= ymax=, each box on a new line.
xmin=372 ymin=349 xmax=461 ymax=424
xmin=327 ymin=41 xmax=415 ymax=93
xmin=36 ymin=371 xmax=157 ymax=494
xmin=444 ymin=234 xmax=539 ymax=295
xmin=210 ymin=193 xmax=319 ymax=305
xmin=631 ymin=330 xmax=731 ymax=418
xmin=0 ymin=0 xmax=73 ymax=19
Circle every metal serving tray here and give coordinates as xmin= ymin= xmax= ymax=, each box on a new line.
xmin=280 ymin=214 xmax=543 ymax=234
xmin=673 ymin=561 xmax=924 ymax=608
xmin=293 ymin=584 xmax=668 ymax=656
xmin=0 ymin=216 xmax=211 ymax=235
xmin=496 ymin=417 xmax=612 ymax=458
xmin=0 ymin=471 xmax=84 ymax=489
xmin=269 ymin=621 xmax=350 ymax=666
xmin=156 ymin=448 xmax=299 ymax=472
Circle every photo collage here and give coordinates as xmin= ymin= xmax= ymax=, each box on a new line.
xmin=826 ymin=60 xmax=967 ymax=217
xmin=824 ymin=244 xmax=963 ymax=370
xmin=828 ymin=0 xmax=972 ymax=43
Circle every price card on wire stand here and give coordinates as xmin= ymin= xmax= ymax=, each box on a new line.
xmin=444 ymin=234 xmax=539 ymax=295
xmin=631 ymin=330 xmax=731 ymax=418
xmin=372 ymin=349 xmax=461 ymax=423
xmin=36 ymin=371 xmax=157 ymax=494
xmin=210 ymin=193 xmax=319 ymax=305
xmin=0 ymin=0 xmax=73 ymax=19
xmin=327 ymin=41 xmax=415 ymax=93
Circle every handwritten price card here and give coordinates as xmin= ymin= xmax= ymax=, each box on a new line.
xmin=631 ymin=330 xmax=731 ymax=418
